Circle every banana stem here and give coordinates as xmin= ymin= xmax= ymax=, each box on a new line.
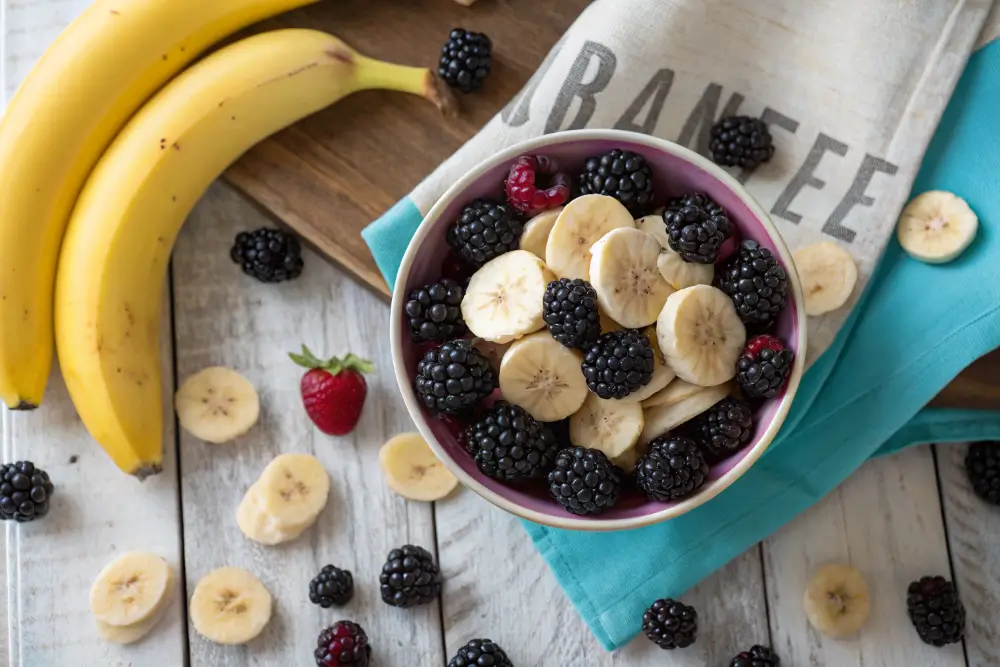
xmin=354 ymin=55 xmax=457 ymax=117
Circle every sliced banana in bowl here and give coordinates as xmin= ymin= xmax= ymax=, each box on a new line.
xmin=641 ymin=378 xmax=705 ymax=409
xmin=546 ymin=194 xmax=635 ymax=280
xmin=639 ymin=382 xmax=730 ymax=446
xmin=590 ymin=227 xmax=674 ymax=328
xmin=499 ymin=331 xmax=588 ymax=422
xmin=569 ymin=393 xmax=644 ymax=469
xmin=635 ymin=214 xmax=714 ymax=289
xmin=461 ymin=249 xmax=554 ymax=344
xmin=618 ymin=328 xmax=675 ymax=404
xmin=190 ymin=566 xmax=272 ymax=645
xmin=657 ymin=285 xmax=746 ymax=387
xmin=519 ymin=207 xmax=563 ymax=259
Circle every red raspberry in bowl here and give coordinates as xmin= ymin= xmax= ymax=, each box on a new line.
xmin=504 ymin=155 xmax=571 ymax=216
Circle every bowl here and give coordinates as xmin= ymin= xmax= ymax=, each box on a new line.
xmin=390 ymin=129 xmax=806 ymax=531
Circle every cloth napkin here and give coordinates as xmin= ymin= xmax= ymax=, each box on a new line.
xmin=363 ymin=0 xmax=1000 ymax=650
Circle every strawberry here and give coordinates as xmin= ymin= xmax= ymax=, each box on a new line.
xmin=290 ymin=345 xmax=374 ymax=436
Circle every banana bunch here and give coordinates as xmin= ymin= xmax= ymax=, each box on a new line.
xmin=0 ymin=0 xmax=455 ymax=478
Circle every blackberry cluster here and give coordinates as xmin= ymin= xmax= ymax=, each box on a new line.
xmin=439 ymin=29 xmax=492 ymax=94
xmin=577 ymin=148 xmax=656 ymax=214
xmin=642 ymin=598 xmax=698 ymax=650
xmin=663 ymin=192 xmax=731 ymax=264
xmin=447 ymin=199 xmax=522 ymax=268
xmin=730 ymin=645 xmax=780 ymax=667
xmin=543 ymin=278 xmax=601 ymax=349
xmin=716 ymin=240 xmax=788 ymax=329
xmin=0 ymin=461 xmax=53 ymax=522
xmin=414 ymin=340 xmax=496 ymax=414
xmin=965 ymin=441 xmax=1000 ymax=505
xmin=690 ymin=396 xmax=753 ymax=459
xmin=547 ymin=447 xmax=622 ymax=516
xmin=447 ymin=639 xmax=514 ymax=667
xmin=906 ymin=576 xmax=965 ymax=646
xmin=465 ymin=402 xmax=559 ymax=483
xmin=379 ymin=545 xmax=442 ymax=608
xmin=634 ymin=436 xmax=709 ymax=502
xmin=230 ymin=228 xmax=304 ymax=283
xmin=736 ymin=335 xmax=794 ymax=400
xmin=314 ymin=621 xmax=371 ymax=667
xmin=309 ymin=565 xmax=354 ymax=608
xmin=581 ymin=329 xmax=656 ymax=399
xmin=710 ymin=116 xmax=775 ymax=169
xmin=404 ymin=279 xmax=466 ymax=343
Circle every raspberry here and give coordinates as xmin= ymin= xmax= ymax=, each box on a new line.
xmin=315 ymin=621 xmax=371 ymax=667
xmin=504 ymin=155 xmax=572 ymax=216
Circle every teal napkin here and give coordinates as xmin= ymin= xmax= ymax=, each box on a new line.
xmin=363 ymin=39 xmax=1000 ymax=650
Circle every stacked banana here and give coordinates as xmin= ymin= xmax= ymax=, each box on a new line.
xmin=89 ymin=552 xmax=176 ymax=645
xmin=237 ymin=454 xmax=331 ymax=546
xmin=0 ymin=0 xmax=455 ymax=478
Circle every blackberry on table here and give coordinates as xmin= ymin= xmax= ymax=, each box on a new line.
xmin=717 ymin=240 xmax=788 ymax=329
xmin=730 ymin=645 xmax=780 ymax=667
xmin=690 ymin=396 xmax=754 ymax=459
xmin=710 ymin=116 xmax=775 ymax=169
xmin=447 ymin=199 xmax=522 ymax=268
xmin=314 ymin=620 xmax=371 ymax=667
xmin=906 ymin=575 xmax=965 ymax=646
xmin=543 ymin=278 xmax=601 ymax=349
xmin=379 ymin=544 xmax=442 ymax=608
xmin=465 ymin=402 xmax=559 ymax=483
xmin=662 ymin=192 xmax=731 ymax=264
xmin=404 ymin=279 xmax=467 ymax=343
xmin=447 ymin=638 xmax=514 ymax=667
xmin=581 ymin=329 xmax=656 ymax=399
xmin=736 ymin=335 xmax=794 ymax=400
xmin=230 ymin=227 xmax=304 ymax=283
xmin=309 ymin=565 xmax=354 ymax=608
xmin=0 ymin=461 xmax=53 ymax=522
xmin=642 ymin=598 xmax=698 ymax=649
xmin=547 ymin=447 xmax=622 ymax=516
xmin=965 ymin=441 xmax=1000 ymax=505
xmin=439 ymin=28 xmax=492 ymax=94
xmin=577 ymin=148 xmax=656 ymax=214
xmin=634 ymin=436 xmax=709 ymax=502
xmin=414 ymin=340 xmax=496 ymax=414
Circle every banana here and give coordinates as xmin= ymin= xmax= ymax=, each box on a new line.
xmin=635 ymin=215 xmax=714 ymax=289
xmin=619 ymin=328 xmax=676 ymax=404
xmin=545 ymin=195 xmax=634 ymax=280
xmin=897 ymin=190 xmax=978 ymax=264
xmin=803 ymin=563 xmax=871 ymax=638
xmin=190 ymin=567 xmax=272 ymax=645
xmin=519 ymin=207 xmax=563 ymax=259
xmin=657 ymin=285 xmax=746 ymax=386
xmin=639 ymin=383 xmax=730 ymax=446
xmin=0 ymin=0 xmax=319 ymax=410
xmin=256 ymin=453 xmax=331 ymax=527
xmin=379 ymin=432 xmax=459 ymax=501
xmin=641 ymin=378 xmax=706 ymax=408
xmin=793 ymin=242 xmax=858 ymax=316
xmin=54 ymin=30 xmax=455 ymax=478
xmin=461 ymin=250 xmax=554 ymax=344
xmin=569 ymin=393 xmax=644 ymax=468
xmin=175 ymin=367 xmax=260 ymax=444
xmin=89 ymin=552 xmax=172 ymax=628
xmin=236 ymin=483 xmax=310 ymax=546
xmin=590 ymin=228 xmax=674 ymax=328
xmin=95 ymin=566 xmax=175 ymax=645
xmin=498 ymin=331 xmax=589 ymax=422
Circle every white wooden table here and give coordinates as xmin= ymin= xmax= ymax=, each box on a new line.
xmin=3 ymin=3 xmax=1000 ymax=666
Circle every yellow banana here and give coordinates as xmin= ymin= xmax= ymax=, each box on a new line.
xmin=55 ymin=29 xmax=454 ymax=478
xmin=0 ymin=0 xmax=316 ymax=410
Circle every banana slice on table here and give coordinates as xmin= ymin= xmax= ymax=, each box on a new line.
xmin=641 ymin=378 xmax=706 ymax=408
xmin=190 ymin=567 xmax=272 ymax=645
xmin=236 ymin=483 xmax=310 ymax=546
xmin=379 ymin=432 xmax=458 ymax=502
xmin=803 ymin=563 xmax=871 ymax=638
xmin=175 ymin=366 xmax=260 ymax=444
xmin=498 ymin=331 xmax=588 ymax=422
xmin=590 ymin=227 xmax=675 ymax=328
xmin=897 ymin=190 xmax=978 ymax=264
xmin=545 ymin=194 xmax=635 ymax=280
xmin=95 ymin=566 xmax=176 ymax=645
xmin=256 ymin=453 xmax=331 ymax=528
xmin=569 ymin=393 xmax=645 ymax=468
xmin=519 ymin=207 xmax=563 ymax=259
xmin=657 ymin=285 xmax=746 ymax=387
xmin=90 ymin=552 xmax=172 ymax=628
xmin=639 ymin=383 xmax=730 ymax=446
xmin=635 ymin=215 xmax=714 ymax=289
xmin=618 ymin=328 xmax=676 ymax=404
xmin=461 ymin=250 xmax=553 ymax=344
xmin=793 ymin=241 xmax=858 ymax=316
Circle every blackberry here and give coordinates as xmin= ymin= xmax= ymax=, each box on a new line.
xmin=634 ymin=436 xmax=708 ymax=502
xmin=642 ymin=598 xmax=698 ymax=649
xmin=447 ymin=199 xmax=522 ymax=268
xmin=379 ymin=544 xmax=442 ymax=608
xmin=710 ymin=116 xmax=775 ymax=169
xmin=736 ymin=335 xmax=794 ymax=400
xmin=906 ymin=576 xmax=965 ymax=646
xmin=581 ymin=329 xmax=656 ymax=399
xmin=309 ymin=565 xmax=354 ymax=608
xmin=690 ymin=396 xmax=753 ymax=459
xmin=730 ymin=645 xmax=780 ymax=667
xmin=965 ymin=441 xmax=1000 ymax=505
xmin=447 ymin=638 xmax=514 ymax=667
xmin=547 ymin=447 xmax=622 ymax=516
xmin=315 ymin=621 xmax=371 ymax=667
xmin=0 ymin=461 xmax=53 ymax=522
xmin=439 ymin=28 xmax=492 ymax=94
xmin=662 ymin=192 xmax=732 ymax=264
xmin=543 ymin=278 xmax=601 ymax=349
xmin=577 ymin=148 xmax=656 ymax=214
xmin=230 ymin=227 xmax=304 ymax=283
xmin=414 ymin=340 xmax=496 ymax=414
xmin=404 ymin=279 xmax=467 ymax=343
xmin=717 ymin=240 xmax=788 ymax=329
xmin=465 ymin=402 xmax=559 ymax=483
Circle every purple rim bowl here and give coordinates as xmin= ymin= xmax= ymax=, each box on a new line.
xmin=390 ymin=129 xmax=806 ymax=532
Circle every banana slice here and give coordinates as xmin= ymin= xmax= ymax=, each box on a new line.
xmin=641 ymin=378 xmax=707 ymax=408
xmin=803 ymin=563 xmax=871 ymax=639
xmin=590 ymin=227 xmax=675 ymax=328
xmin=657 ymin=285 xmax=746 ymax=386
xmin=519 ymin=207 xmax=563 ymax=259
xmin=639 ymin=383 xmax=730 ymax=446
xmin=569 ymin=393 xmax=645 ymax=468
xmin=95 ymin=566 xmax=175 ymax=644
xmin=379 ymin=432 xmax=459 ymax=502
xmin=89 ymin=552 xmax=172 ymax=628
xmin=498 ymin=331 xmax=588 ymax=422
xmin=545 ymin=194 xmax=635 ymax=280
xmin=793 ymin=241 xmax=858 ymax=316
xmin=236 ymin=483 xmax=310 ymax=546
xmin=599 ymin=307 xmax=625 ymax=333
xmin=634 ymin=215 xmax=670 ymax=248
xmin=897 ymin=190 xmax=978 ymax=264
xmin=190 ymin=567 xmax=272 ymax=645
xmin=635 ymin=215 xmax=714 ymax=289
xmin=175 ymin=366 xmax=260 ymax=444
xmin=461 ymin=250 xmax=554 ymax=344
xmin=256 ymin=453 xmax=331 ymax=528
xmin=618 ymin=328 xmax=676 ymax=404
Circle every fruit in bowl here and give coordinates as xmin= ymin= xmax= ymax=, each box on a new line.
xmin=391 ymin=130 xmax=805 ymax=530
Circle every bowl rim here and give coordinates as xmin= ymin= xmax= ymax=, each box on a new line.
xmin=390 ymin=128 xmax=807 ymax=532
